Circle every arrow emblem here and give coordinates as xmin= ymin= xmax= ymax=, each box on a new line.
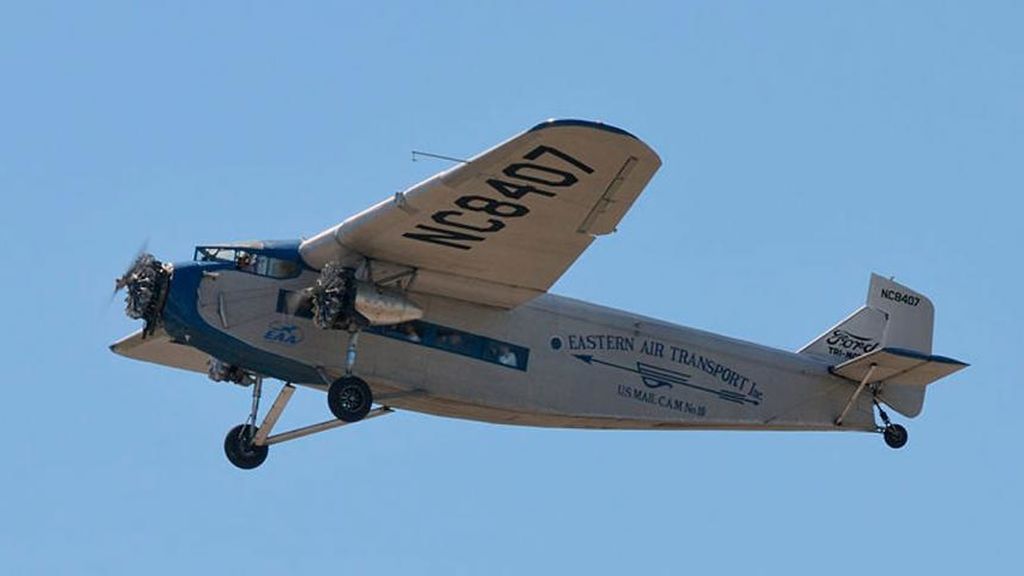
xmin=574 ymin=354 xmax=760 ymax=406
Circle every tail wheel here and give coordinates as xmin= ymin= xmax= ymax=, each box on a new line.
xmin=883 ymin=424 xmax=909 ymax=449
xmin=328 ymin=376 xmax=373 ymax=422
xmin=224 ymin=424 xmax=269 ymax=469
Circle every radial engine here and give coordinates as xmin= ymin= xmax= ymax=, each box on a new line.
xmin=308 ymin=262 xmax=423 ymax=331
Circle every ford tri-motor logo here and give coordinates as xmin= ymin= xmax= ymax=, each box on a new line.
xmin=825 ymin=329 xmax=878 ymax=358
xmin=264 ymin=321 xmax=304 ymax=345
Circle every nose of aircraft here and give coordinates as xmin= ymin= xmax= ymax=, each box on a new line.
xmin=114 ymin=252 xmax=173 ymax=337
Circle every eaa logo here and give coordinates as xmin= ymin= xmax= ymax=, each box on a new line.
xmin=264 ymin=321 xmax=304 ymax=345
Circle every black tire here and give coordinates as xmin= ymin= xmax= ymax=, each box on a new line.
xmin=224 ymin=424 xmax=269 ymax=469
xmin=883 ymin=424 xmax=909 ymax=449
xmin=328 ymin=376 xmax=372 ymax=422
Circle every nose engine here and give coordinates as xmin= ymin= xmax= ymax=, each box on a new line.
xmin=115 ymin=253 xmax=173 ymax=337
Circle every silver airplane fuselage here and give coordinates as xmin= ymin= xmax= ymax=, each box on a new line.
xmin=159 ymin=244 xmax=876 ymax=434
xmin=112 ymin=119 xmax=966 ymax=469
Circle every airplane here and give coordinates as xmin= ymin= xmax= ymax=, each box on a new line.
xmin=110 ymin=119 xmax=968 ymax=469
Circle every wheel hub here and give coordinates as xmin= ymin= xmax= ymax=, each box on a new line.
xmin=340 ymin=387 xmax=363 ymax=410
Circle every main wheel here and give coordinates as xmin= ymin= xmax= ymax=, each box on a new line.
xmin=328 ymin=376 xmax=372 ymax=422
xmin=883 ymin=424 xmax=909 ymax=449
xmin=224 ymin=423 xmax=269 ymax=469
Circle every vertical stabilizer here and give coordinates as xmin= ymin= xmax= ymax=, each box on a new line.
xmin=867 ymin=274 xmax=934 ymax=355
xmin=800 ymin=274 xmax=935 ymax=362
xmin=800 ymin=274 xmax=942 ymax=417
xmin=799 ymin=306 xmax=887 ymax=362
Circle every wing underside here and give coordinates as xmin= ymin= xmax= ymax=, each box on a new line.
xmin=300 ymin=119 xmax=662 ymax=308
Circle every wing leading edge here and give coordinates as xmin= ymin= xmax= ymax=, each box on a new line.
xmin=300 ymin=119 xmax=662 ymax=308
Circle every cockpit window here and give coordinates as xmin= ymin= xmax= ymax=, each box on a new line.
xmin=194 ymin=246 xmax=301 ymax=279
xmin=195 ymin=246 xmax=239 ymax=263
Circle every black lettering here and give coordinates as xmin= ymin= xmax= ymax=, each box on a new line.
xmin=402 ymin=224 xmax=484 ymax=250
xmin=455 ymin=195 xmax=529 ymax=218
xmin=523 ymin=145 xmax=595 ymax=174
xmin=503 ymin=163 xmax=578 ymax=187
xmin=486 ymin=178 xmax=555 ymax=200
xmin=881 ymin=289 xmax=920 ymax=307
xmin=432 ymin=210 xmax=505 ymax=233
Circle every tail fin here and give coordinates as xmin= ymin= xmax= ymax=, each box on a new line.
xmin=800 ymin=274 xmax=950 ymax=418
xmin=799 ymin=274 xmax=934 ymax=362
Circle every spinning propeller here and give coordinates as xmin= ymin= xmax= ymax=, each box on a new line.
xmin=112 ymin=242 xmax=171 ymax=336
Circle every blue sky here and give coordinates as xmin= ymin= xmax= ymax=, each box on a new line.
xmin=2 ymin=1 xmax=1020 ymax=574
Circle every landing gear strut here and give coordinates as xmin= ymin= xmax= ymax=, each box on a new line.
xmin=222 ymin=374 xmax=391 ymax=470
xmin=325 ymin=330 xmax=374 ymax=422
xmin=223 ymin=375 xmax=270 ymax=469
xmin=309 ymin=266 xmax=376 ymax=424
xmin=224 ymin=423 xmax=268 ymax=469
xmin=835 ymin=364 xmax=910 ymax=450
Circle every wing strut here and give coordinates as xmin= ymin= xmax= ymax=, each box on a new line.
xmin=835 ymin=363 xmax=878 ymax=426
xmin=831 ymin=356 xmax=913 ymax=450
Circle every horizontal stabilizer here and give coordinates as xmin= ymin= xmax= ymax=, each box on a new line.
xmin=831 ymin=348 xmax=967 ymax=418
xmin=830 ymin=347 xmax=968 ymax=387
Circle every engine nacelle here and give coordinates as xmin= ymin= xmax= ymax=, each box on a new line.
xmin=310 ymin=262 xmax=423 ymax=330
xmin=353 ymin=280 xmax=423 ymax=326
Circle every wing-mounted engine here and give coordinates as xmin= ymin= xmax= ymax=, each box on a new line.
xmin=309 ymin=261 xmax=423 ymax=330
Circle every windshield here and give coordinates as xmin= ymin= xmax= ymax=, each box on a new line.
xmin=194 ymin=246 xmax=302 ymax=279
xmin=194 ymin=246 xmax=241 ymax=263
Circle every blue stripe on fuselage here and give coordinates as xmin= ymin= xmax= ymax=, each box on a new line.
xmin=162 ymin=261 xmax=323 ymax=384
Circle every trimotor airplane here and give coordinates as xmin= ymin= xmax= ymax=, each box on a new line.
xmin=111 ymin=119 xmax=967 ymax=469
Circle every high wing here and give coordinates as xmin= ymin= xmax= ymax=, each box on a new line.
xmin=300 ymin=119 xmax=661 ymax=308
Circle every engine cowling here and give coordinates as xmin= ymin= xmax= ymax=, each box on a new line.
xmin=115 ymin=253 xmax=173 ymax=337
xmin=310 ymin=262 xmax=422 ymax=330
xmin=352 ymin=280 xmax=423 ymax=326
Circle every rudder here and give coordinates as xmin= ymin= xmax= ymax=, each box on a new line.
xmin=867 ymin=273 xmax=934 ymax=355
xmin=800 ymin=274 xmax=946 ymax=418
xmin=800 ymin=274 xmax=934 ymax=363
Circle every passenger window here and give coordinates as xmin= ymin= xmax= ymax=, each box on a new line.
xmin=271 ymin=259 xmax=299 ymax=278
xmin=252 ymin=256 xmax=300 ymax=278
xmin=434 ymin=327 xmax=484 ymax=357
xmin=483 ymin=342 xmax=522 ymax=369
xmin=277 ymin=290 xmax=314 ymax=317
xmin=393 ymin=322 xmax=424 ymax=343
xmin=364 ymin=320 xmax=529 ymax=371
